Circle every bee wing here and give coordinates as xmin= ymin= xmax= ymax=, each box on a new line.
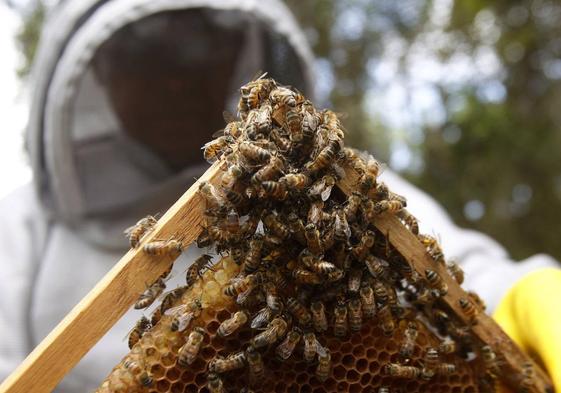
xmin=212 ymin=128 xmax=225 ymax=138
xmin=316 ymin=342 xmax=327 ymax=358
xmin=123 ymin=225 xmax=136 ymax=237
xmin=320 ymin=185 xmax=333 ymax=202
xmin=176 ymin=312 xmax=195 ymax=332
xmin=236 ymin=286 xmax=254 ymax=305
xmin=223 ymin=110 xmax=237 ymax=123
xmin=251 ymin=307 xmax=272 ymax=329
xmin=164 ymin=304 xmax=188 ymax=316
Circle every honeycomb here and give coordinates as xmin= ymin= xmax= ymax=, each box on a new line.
xmin=96 ymin=258 xmax=480 ymax=393
xmin=94 ymin=75 xmax=539 ymax=393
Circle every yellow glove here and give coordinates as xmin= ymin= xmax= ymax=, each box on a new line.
xmin=493 ymin=268 xmax=561 ymax=391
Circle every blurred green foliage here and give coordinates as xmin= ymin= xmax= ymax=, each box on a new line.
xmin=286 ymin=0 xmax=561 ymax=261
xmin=15 ymin=0 xmax=561 ymax=261
xmin=14 ymin=0 xmax=45 ymax=79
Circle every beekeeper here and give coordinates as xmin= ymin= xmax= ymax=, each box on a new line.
xmin=0 ymin=0 xmax=559 ymax=392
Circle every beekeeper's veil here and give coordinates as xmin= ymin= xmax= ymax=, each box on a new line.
xmin=27 ymin=0 xmax=314 ymax=249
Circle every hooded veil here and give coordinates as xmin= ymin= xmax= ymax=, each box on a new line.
xmin=18 ymin=1 xmax=314 ymax=390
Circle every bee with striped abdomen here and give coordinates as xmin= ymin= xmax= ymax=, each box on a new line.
xmin=134 ymin=278 xmax=166 ymax=309
xmin=177 ymin=327 xmax=205 ymax=367
xmin=217 ymin=310 xmax=249 ymax=337
xmin=124 ymin=215 xmax=157 ymax=248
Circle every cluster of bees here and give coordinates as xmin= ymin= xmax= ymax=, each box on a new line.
xmin=121 ymin=75 xmax=522 ymax=393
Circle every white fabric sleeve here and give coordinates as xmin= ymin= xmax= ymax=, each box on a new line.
xmin=381 ymin=170 xmax=559 ymax=312
xmin=0 ymin=184 xmax=48 ymax=380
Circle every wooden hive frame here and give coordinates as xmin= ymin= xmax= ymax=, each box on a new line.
xmin=0 ymin=159 xmax=553 ymax=393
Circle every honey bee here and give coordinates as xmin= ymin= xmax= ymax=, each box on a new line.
xmin=308 ymin=174 xmax=336 ymax=201
xmin=378 ymin=304 xmax=395 ymax=336
xmin=239 ymin=140 xmax=272 ymax=163
xmin=159 ymin=286 xmax=188 ymax=314
xmin=203 ymin=135 xmax=233 ymax=162
xmin=143 ymin=239 xmax=183 ymax=257
xmin=421 ymin=347 xmax=439 ymax=380
xmin=285 ymin=108 xmax=302 ymax=140
xmin=260 ymin=180 xmax=288 ymax=199
xmin=520 ymin=362 xmax=534 ymax=393
xmin=276 ymin=328 xmax=301 ymax=360
xmin=256 ymin=104 xmax=273 ymax=134
xmin=251 ymin=306 xmax=273 ymax=329
xmin=413 ymin=286 xmax=433 ymax=307
xmin=134 ymin=278 xmax=166 ymax=309
xmin=124 ymin=215 xmax=157 ymax=248
xmin=263 ymin=213 xmax=290 ymax=239
xmin=196 ymin=229 xmax=213 ymax=248
xmin=352 ymin=230 xmax=376 ymax=261
xmin=252 ymin=155 xmax=284 ymax=185
xmin=359 ymin=285 xmax=377 ymax=319
xmin=225 ymin=188 xmax=246 ymax=207
xmin=270 ymin=86 xmax=297 ymax=107
xmin=303 ymin=332 xmax=318 ymax=362
xmin=177 ymin=327 xmax=205 ymax=367
xmin=333 ymin=300 xmax=348 ymax=337
xmin=279 ymin=172 xmax=310 ymax=189
xmin=221 ymin=163 xmax=245 ymax=191
xmin=425 ymin=269 xmax=448 ymax=296
xmin=305 ymin=138 xmax=341 ymax=173
xmin=364 ymin=254 xmax=387 ymax=279
xmin=126 ymin=316 xmax=151 ymax=349
xmin=241 ymin=212 xmax=261 ymax=239
xmin=438 ymin=338 xmax=457 ymax=355
xmin=207 ymin=373 xmax=225 ymax=393
xmin=124 ymin=360 xmax=153 ymax=386
xmin=209 ymin=351 xmax=247 ymax=373
xmin=459 ymin=298 xmax=478 ymax=324
xmin=373 ymin=200 xmax=405 ymax=215
xmin=468 ymin=290 xmax=487 ymax=311
xmin=150 ymin=308 xmax=162 ymax=326
xmin=222 ymin=111 xmax=242 ymax=138
xmin=396 ymin=209 xmax=419 ymax=235
xmin=304 ymin=223 xmax=323 ymax=255
xmin=481 ymin=346 xmax=500 ymax=376
xmin=347 ymin=268 xmax=362 ymax=293
xmin=246 ymin=345 xmax=265 ymax=383
xmin=384 ymin=363 xmax=421 ymax=379
xmin=167 ymin=300 xmax=202 ymax=332
xmin=436 ymin=363 xmax=456 ymax=375
xmin=186 ymin=254 xmax=213 ymax=287
xmin=310 ymin=301 xmax=328 ymax=333
xmin=347 ymin=298 xmax=363 ymax=332
xmin=224 ymin=273 xmax=263 ymax=297
xmin=300 ymin=253 xmax=336 ymax=275
xmin=251 ymin=316 xmax=288 ymax=348
xmin=269 ymin=127 xmax=291 ymax=152
xmin=242 ymin=236 xmax=263 ymax=274
xmin=217 ymin=310 xmax=249 ymax=337
xmin=399 ymin=322 xmax=418 ymax=358
xmin=344 ymin=192 xmax=362 ymax=223
xmin=373 ymin=281 xmax=389 ymax=305
xmin=307 ymin=200 xmax=327 ymax=227
xmin=418 ymin=234 xmax=445 ymax=264
xmin=286 ymin=212 xmax=306 ymax=245
xmin=315 ymin=348 xmax=332 ymax=382
xmin=286 ymin=297 xmax=312 ymax=327
xmin=208 ymin=225 xmax=237 ymax=244
xmin=333 ymin=209 xmax=351 ymax=242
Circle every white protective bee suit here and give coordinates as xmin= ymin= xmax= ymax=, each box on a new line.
xmin=0 ymin=0 xmax=557 ymax=391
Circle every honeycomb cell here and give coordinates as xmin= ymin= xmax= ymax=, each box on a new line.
xmin=150 ymin=364 xmax=166 ymax=379
xmin=366 ymin=348 xmax=377 ymax=359
xmin=342 ymin=354 xmax=354 ymax=367
xmin=349 ymin=383 xmax=362 ymax=393
xmin=360 ymin=373 xmax=371 ymax=386
xmin=356 ymin=358 xmax=368 ymax=373
xmin=352 ymin=345 xmax=365 ymax=358
xmin=337 ymin=381 xmax=349 ymax=391
xmin=160 ymin=351 xmax=175 ymax=367
xmin=216 ymin=309 xmax=231 ymax=322
xmin=340 ymin=342 xmax=353 ymax=354
xmin=346 ymin=369 xmax=360 ymax=383
xmin=165 ymin=368 xmax=180 ymax=382
xmin=169 ymin=382 xmax=182 ymax=393
xmin=332 ymin=365 xmax=346 ymax=381
xmin=155 ymin=380 xmax=169 ymax=392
